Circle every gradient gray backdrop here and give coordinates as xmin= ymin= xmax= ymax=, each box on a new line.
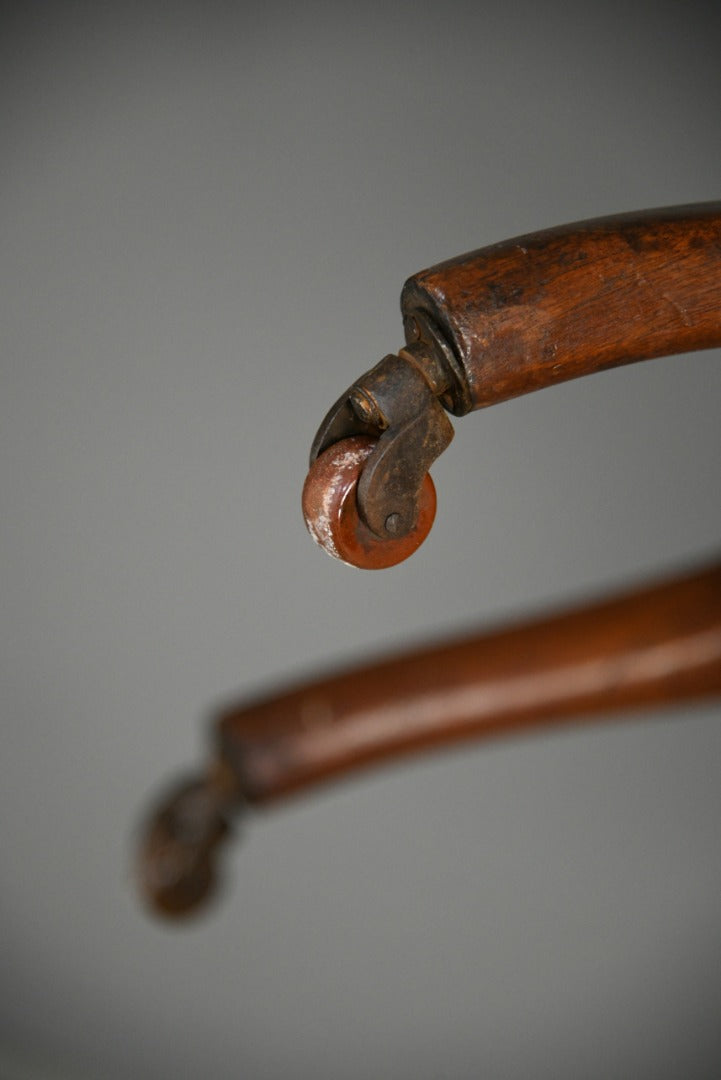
xmin=2 ymin=3 xmax=721 ymax=1077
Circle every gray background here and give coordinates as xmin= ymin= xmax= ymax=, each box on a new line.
xmin=2 ymin=3 xmax=721 ymax=1077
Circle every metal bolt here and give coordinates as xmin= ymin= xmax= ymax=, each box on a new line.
xmin=384 ymin=513 xmax=402 ymax=535
xmin=350 ymin=390 xmax=378 ymax=425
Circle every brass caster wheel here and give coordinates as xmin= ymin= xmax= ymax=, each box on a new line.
xmin=302 ymin=436 xmax=436 ymax=569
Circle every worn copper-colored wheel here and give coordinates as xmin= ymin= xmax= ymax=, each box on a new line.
xmin=302 ymin=436 xmax=436 ymax=569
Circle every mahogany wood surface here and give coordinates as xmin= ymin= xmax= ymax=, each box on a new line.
xmin=402 ymin=203 xmax=721 ymax=410
xmin=216 ymin=558 xmax=721 ymax=804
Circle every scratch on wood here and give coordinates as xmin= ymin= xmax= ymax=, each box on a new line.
xmin=661 ymin=293 xmax=693 ymax=327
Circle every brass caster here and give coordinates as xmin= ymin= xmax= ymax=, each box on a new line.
xmin=302 ymin=436 xmax=436 ymax=569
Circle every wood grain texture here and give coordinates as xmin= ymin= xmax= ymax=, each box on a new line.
xmin=216 ymin=558 xmax=721 ymax=804
xmin=401 ymin=203 xmax=721 ymax=410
